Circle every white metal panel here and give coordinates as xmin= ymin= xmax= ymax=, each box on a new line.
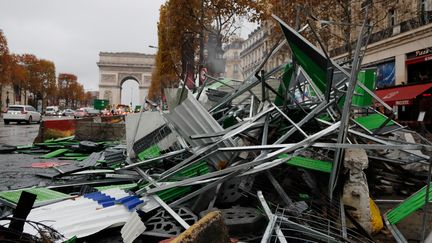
xmin=164 ymin=92 xmax=237 ymax=167
xmin=121 ymin=211 xmax=146 ymax=243
xmin=1 ymin=188 xmax=135 ymax=240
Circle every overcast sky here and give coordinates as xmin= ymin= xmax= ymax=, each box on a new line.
xmin=0 ymin=0 xmax=256 ymax=106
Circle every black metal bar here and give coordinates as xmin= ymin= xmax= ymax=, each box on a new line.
xmin=9 ymin=191 xmax=36 ymax=234
xmin=372 ymin=113 xmax=395 ymax=135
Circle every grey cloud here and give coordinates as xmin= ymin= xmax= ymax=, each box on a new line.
xmin=0 ymin=0 xmax=165 ymax=91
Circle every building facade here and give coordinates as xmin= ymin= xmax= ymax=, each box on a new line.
xmin=223 ymin=36 xmax=244 ymax=81
xmin=1 ymin=84 xmax=28 ymax=112
xmin=330 ymin=0 xmax=432 ymax=88
xmin=328 ymin=0 xmax=432 ymax=121
xmin=97 ymin=52 xmax=155 ymax=106
xmin=240 ymin=21 xmax=291 ymax=78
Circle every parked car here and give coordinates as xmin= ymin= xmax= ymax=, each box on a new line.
xmin=73 ymin=108 xmax=88 ymax=118
xmin=86 ymin=108 xmax=100 ymax=117
xmin=45 ymin=106 xmax=59 ymax=116
xmin=3 ymin=105 xmax=42 ymax=125
xmin=62 ymin=109 xmax=75 ymax=116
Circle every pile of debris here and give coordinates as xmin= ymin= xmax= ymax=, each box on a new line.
xmin=1 ymin=14 xmax=431 ymax=243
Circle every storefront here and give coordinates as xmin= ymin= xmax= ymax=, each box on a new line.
xmin=375 ymin=82 xmax=432 ymax=122
xmin=406 ymin=47 xmax=432 ymax=84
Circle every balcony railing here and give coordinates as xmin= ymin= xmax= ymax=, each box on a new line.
xmin=329 ymin=11 xmax=432 ymax=57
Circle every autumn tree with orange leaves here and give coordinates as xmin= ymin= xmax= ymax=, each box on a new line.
xmin=37 ymin=59 xmax=57 ymax=107
xmin=57 ymin=73 xmax=86 ymax=108
xmin=148 ymin=0 xmax=265 ymax=100
xmin=10 ymin=54 xmax=28 ymax=104
xmin=58 ymin=73 xmax=77 ymax=107
xmin=10 ymin=54 xmax=56 ymax=108
xmin=0 ymin=30 xmax=12 ymax=110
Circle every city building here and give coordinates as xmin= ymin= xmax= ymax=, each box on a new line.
xmin=1 ymin=84 xmax=28 ymax=112
xmin=240 ymin=21 xmax=291 ymax=78
xmin=223 ymin=36 xmax=243 ymax=81
xmin=328 ymin=0 xmax=432 ymax=121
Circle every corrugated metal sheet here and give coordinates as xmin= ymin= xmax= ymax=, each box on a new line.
xmin=165 ymin=92 xmax=236 ymax=167
xmin=121 ymin=211 xmax=146 ymax=243
xmin=0 ymin=188 xmax=144 ymax=240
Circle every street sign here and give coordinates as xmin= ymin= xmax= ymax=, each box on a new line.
xmin=94 ymin=99 xmax=109 ymax=110
xmin=199 ymin=67 xmax=207 ymax=83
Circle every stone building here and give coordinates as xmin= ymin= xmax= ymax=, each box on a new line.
xmin=240 ymin=21 xmax=291 ymax=78
xmin=326 ymin=0 xmax=432 ymax=121
xmin=223 ymin=36 xmax=243 ymax=81
xmin=1 ymin=84 xmax=28 ymax=112
xmin=97 ymin=52 xmax=155 ymax=106
xmin=328 ymin=0 xmax=432 ymax=88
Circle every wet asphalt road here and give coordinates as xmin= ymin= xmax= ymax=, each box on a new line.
xmin=0 ymin=116 xmax=75 ymax=191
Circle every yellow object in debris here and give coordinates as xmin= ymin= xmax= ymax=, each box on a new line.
xmin=370 ymin=198 xmax=384 ymax=233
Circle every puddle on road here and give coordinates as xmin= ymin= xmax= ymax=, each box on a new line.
xmin=0 ymin=123 xmax=39 ymax=145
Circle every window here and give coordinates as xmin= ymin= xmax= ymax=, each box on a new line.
xmin=8 ymin=106 xmax=23 ymax=112
xmin=234 ymin=51 xmax=238 ymax=59
xmin=421 ymin=0 xmax=427 ymax=12
xmin=234 ymin=64 xmax=239 ymax=73
xmin=388 ymin=9 xmax=395 ymax=26
xmin=420 ymin=0 xmax=428 ymax=23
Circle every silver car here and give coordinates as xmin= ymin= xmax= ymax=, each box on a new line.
xmin=62 ymin=109 xmax=75 ymax=116
xmin=3 ymin=105 xmax=42 ymax=125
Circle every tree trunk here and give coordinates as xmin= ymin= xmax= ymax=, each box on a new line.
xmin=24 ymin=88 xmax=27 ymax=105
xmin=181 ymin=34 xmax=196 ymax=90
xmin=0 ymin=84 xmax=3 ymax=113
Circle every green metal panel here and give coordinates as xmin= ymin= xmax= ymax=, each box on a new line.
xmin=352 ymin=69 xmax=376 ymax=107
xmin=386 ymin=182 xmax=432 ymax=225
xmin=42 ymin=148 xmax=69 ymax=159
xmin=173 ymin=161 xmax=209 ymax=179
xmin=290 ymin=43 xmax=327 ymax=93
xmin=279 ymin=22 xmax=329 ymax=94
xmin=0 ymin=187 xmax=70 ymax=206
xmin=157 ymin=187 xmax=192 ymax=202
xmin=278 ymin=155 xmax=333 ymax=173
xmin=137 ymin=161 xmax=209 ymax=202
xmin=274 ymin=63 xmax=294 ymax=106
xmin=137 ymin=145 xmax=161 ymax=161
xmin=354 ymin=113 xmax=395 ymax=131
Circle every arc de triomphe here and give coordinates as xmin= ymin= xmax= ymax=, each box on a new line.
xmin=97 ymin=52 xmax=155 ymax=106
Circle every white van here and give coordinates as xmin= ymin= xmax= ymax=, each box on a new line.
xmin=45 ymin=106 xmax=59 ymax=116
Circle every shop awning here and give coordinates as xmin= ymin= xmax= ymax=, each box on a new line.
xmin=375 ymin=82 xmax=432 ymax=106
xmin=406 ymin=53 xmax=432 ymax=65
